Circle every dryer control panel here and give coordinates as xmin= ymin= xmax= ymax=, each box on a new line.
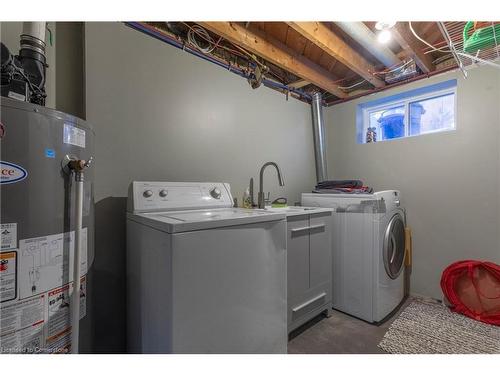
xmin=128 ymin=181 xmax=234 ymax=213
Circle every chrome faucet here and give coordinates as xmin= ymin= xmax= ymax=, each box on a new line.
xmin=258 ymin=162 xmax=285 ymax=209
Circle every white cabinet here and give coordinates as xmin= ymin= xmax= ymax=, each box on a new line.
xmin=287 ymin=211 xmax=332 ymax=333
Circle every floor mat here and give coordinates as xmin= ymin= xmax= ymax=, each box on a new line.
xmin=378 ymin=299 xmax=500 ymax=354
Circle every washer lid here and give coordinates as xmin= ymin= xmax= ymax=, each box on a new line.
xmin=127 ymin=208 xmax=286 ymax=233
xmin=301 ymin=192 xmax=385 ymax=213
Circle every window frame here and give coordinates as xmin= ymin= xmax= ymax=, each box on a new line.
xmin=358 ymin=80 xmax=457 ymax=143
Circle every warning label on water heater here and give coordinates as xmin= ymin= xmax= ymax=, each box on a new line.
xmin=1 ymin=226 xmax=90 ymax=354
xmin=0 ymin=294 xmax=45 ymax=353
xmin=1 ymin=223 xmax=17 ymax=250
xmin=46 ymin=276 xmax=87 ymax=352
xmin=0 ymin=251 xmax=17 ymax=302
xmin=18 ymin=229 xmax=88 ymax=299
xmin=63 ymin=123 xmax=86 ymax=148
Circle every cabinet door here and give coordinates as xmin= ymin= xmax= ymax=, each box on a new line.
xmin=309 ymin=212 xmax=332 ymax=289
xmin=287 ymin=215 xmax=310 ymax=303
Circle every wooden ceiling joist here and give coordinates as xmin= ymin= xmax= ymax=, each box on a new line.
xmin=288 ymin=79 xmax=310 ymax=89
xmin=286 ymin=22 xmax=385 ymax=88
xmin=198 ymin=22 xmax=347 ymax=98
xmin=393 ymin=23 xmax=435 ymax=73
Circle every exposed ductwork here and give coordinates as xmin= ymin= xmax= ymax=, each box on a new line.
xmin=311 ymin=92 xmax=328 ymax=183
xmin=335 ymin=22 xmax=400 ymax=68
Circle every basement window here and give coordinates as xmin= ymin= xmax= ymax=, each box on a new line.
xmin=356 ymin=79 xmax=457 ymax=144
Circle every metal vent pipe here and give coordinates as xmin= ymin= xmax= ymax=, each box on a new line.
xmin=335 ymin=22 xmax=400 ymax=68
xmin=20 ymin=22 xmax=47 ymax=62
xmin=22 ymin=22 xmax=46 ymax=45
xmin=20 ymin=22 xmax=47 ymax=105
xmin=311 ymin=92 xmax=328 ymax=183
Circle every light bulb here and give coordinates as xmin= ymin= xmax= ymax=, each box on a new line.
xmin=377 ymin=29 xmax=392 ymax=44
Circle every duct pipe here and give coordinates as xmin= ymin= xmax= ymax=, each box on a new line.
xmin=335 ymin=22 xmax=400 ymax=67
xmin=19 ymin=22 xmax=47 ymax=105
xmin=311 ymin=92 xmax=328 ymax=183
xmin=22 ymin=22 xmax=46 ymax=43
xmin=20 ymin=22 xmax=47 ymax=60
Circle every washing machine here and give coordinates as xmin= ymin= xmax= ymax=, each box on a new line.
xmin=126 ymin=181 xmax=287 ymax=353
xmin=301 ymin=190 xmax=406 ymax=323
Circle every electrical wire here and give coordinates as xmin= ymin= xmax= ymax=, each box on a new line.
xmin=175 ymin=22 xmax=254 ymax=70
xmin=372 ymin=59 xmax=414 ymax=75
xmin=182 ymin=23 xmax=281 ymax=82
xmin=181 ymin=23 xmax=247 ymax=58
xmin=186 ymin=23 xmax=269 ymax=70
xmin=338 ymin=59 xmax=416 ymax=91
xmin=408 ymin=21 xmax=451 ymax=53
xmin=432 ymin=54 xmax=454 ymax=64
xmin=229 ymin=41 xmax=268 ymax=69
xmin=408 ymin=22 xmax=500 ymax=70
xmin=7 ymin=62 xmax=46 ymax=102
xmin=187 ymin=24 xmax=217 ymax=53
xmin=338 ymin=80 xmax=367 ymax=90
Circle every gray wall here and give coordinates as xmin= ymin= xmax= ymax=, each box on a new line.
xmin=86 ymin=23 xmax=315 ymax=203
xmin=325 ymin=66 xmax=500 ymax=300
xmin=0 ymin=22 xmax=57 ymax=109
xmin=85 ymin=22 xmax=316 ymax=352
xmin=55 ymin=22 xmax=85 ymax=118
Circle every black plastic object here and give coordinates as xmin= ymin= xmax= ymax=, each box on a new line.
xmin=1 ymin=43 xmax=11 ymax=68
xmin=0 ymin=40 xmax=47 ymax=106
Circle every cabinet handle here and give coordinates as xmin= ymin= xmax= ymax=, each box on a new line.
xmin=290 ymin=224 xmax=325 ymax=234
xmin=308 ymin=224 xmax=325 ymax=231
xmin=291 ymin=226 xmax=311 ymax=233
xmin=292 ymin=292 xmax=327 ymax=313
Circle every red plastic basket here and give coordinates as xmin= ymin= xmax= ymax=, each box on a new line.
xmin=441 ymin=260 xmax=500 ymax=326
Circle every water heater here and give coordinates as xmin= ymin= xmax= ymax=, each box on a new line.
xmin=0 ymin=97 xmax=95 ymax=353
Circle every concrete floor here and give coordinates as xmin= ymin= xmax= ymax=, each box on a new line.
xmin=288 ymin=298 xmax=411 ymax=354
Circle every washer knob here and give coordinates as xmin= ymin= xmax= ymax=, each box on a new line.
xmin=159 ymin=189 xmax=168 ymax=198
xmin=210 ymin=187 xmax=222 ymax=199
xmin=143 ymin=190 xmax=153 ymax=198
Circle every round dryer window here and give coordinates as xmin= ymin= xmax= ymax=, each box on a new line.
xmin=383 ymin=213 xmax=406 ymax=279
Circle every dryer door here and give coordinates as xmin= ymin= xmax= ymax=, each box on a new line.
xmin=383 ymin=213 xmax=406 ymax=279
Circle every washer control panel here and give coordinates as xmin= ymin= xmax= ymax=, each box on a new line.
xmin=210 ymin=187 xmax=222 ymax=199
xmin=128 ymin=181 xmax=233 ymax=213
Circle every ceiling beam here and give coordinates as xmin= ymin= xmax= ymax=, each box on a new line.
xmin=393 ymin=23 xmax=435 ymax=73
xmin=286 ymin=22 xmax=385 ymax=88
xmin=198 ymin=22 xmax=347 ymax=98
xmin=288 ymin=79 xmax=310 ymax=89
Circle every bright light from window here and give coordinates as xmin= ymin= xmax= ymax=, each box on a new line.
xmin=377 ymin=30 xmax=392 ymax=44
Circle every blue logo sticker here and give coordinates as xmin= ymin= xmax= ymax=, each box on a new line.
xmin=0 ymin=161 xmax=28 ymax=184
xmin=45 ymin=148 xmax=56 ymax=158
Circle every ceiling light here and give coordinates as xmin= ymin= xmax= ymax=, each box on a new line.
xmin=377 ymin=29 xmax=392 ymax=44
xmin=375 ymin=21 xmax=396 ymax=31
